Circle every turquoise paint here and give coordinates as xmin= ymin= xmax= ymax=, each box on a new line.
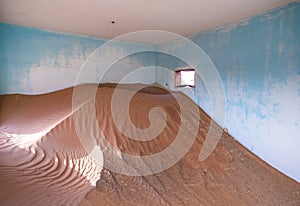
xmin=102 ymin=51 xmax=157 ymax=83
xmin=157 ymin=2 xmax=300 ymax=181
xmin=0 ymin=24 xmax=100 ymax=93
xmin=0 ymin=24 xmax=156 ymax=94
xmin=0 ymin=2 xmax=299 ymax=182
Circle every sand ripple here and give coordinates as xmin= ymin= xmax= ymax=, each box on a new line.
xmin=0 ymin=87 xmax=101 ymax=206
xmin=0 ymin=84 xmax=299 ymax=206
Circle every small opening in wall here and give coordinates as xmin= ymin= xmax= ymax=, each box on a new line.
xmin=175 ymin=68 xmax=195 ymax=87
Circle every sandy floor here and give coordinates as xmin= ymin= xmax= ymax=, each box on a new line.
xmin=0 ymin=84 xmax=299 ymax=206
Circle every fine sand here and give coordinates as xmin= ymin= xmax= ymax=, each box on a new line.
xmin=0 ymin=83 xmax=299 ymax=206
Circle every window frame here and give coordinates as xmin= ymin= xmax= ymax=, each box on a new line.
xmin=175 ymin=68 xmax=196 ymax=88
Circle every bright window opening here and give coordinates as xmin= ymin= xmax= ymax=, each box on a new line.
xmin=175 ymin=68 xmax=195 ymax=87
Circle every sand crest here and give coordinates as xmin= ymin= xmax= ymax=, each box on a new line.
xmin=0 ymin=84 xmax=299 ymax=206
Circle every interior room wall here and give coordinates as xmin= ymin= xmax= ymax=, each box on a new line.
xmin=0 ymin=2 xmax=298 ymax=182
xmin=156 ymin=2 xmax=300 ymax=181
xmin=0 ymin=24 xmax=156 ymax=94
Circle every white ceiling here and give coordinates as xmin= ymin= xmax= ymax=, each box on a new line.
xmin=0 ymin=0 xmax=293 ymax=44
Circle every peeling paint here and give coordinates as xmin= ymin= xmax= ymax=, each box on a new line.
xmin=0 ymin=2 xmax=299 ymax=183
xmin=157 ymin=2 xmax=300 ymax=182
xmin=0 ymin=24 xmax=156 ymax=94
xmin=218 ymin=18 xmax=250 ymax=33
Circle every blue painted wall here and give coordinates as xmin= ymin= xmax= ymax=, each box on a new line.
xmin=0 ymin=24 xmax=156 ymax=94
xmin=157 ymin=2 xmax=300 ymax=181
xmin=0 ymin=2 xmax=299 ymax=182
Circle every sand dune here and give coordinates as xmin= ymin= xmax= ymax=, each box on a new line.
xmin=0 ymin=86 xmax=102 ymax=205
xmin=0 ymin=84 xmax=299 ymax=206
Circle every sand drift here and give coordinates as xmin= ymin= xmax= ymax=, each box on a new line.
xmin=0 ymin=84 xmax=299 ymax=206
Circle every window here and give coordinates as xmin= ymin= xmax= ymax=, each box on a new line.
xmin=175 ymin=68 xmax=195 ymax=87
